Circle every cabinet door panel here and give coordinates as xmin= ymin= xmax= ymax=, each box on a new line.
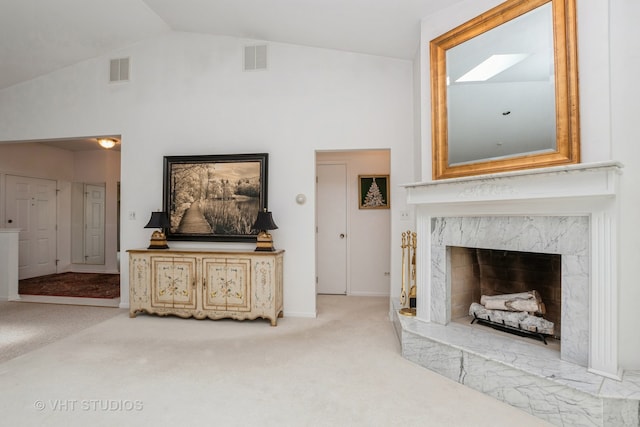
xmin=171 ymin=258 xmax=197 ymax=308
xmin=151 ymin=256 xmax=196 ymax=309
xmin=130 ymin=255 xmax=150 ymax=306
xmin=226 ymin=259 xmax=250 ymax=311
xmin=252 ymin=258 xmax=275 ymax=310
xmin=202 ymin=258 xmax=251 ymax=311
xmin=203 ymin=259 xmax=228 ymax=310
xmin=151 ymin=257 xmax=175 ymax=307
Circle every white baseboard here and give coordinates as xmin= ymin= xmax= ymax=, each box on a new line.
xmin=16 ymin=295 xmax=120 ymax=308
xmin=282 ymin=310 xmax=317 ymax=318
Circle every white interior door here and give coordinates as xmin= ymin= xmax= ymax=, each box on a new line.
xmin=5 ymin=175 xmax=57 ymax=279
xmin=84 ymin=184 xmax=105 ymax=265
xmin=316 ymin=163 xmax=347 ymax=294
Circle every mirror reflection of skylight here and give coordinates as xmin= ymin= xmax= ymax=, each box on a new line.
xmin=456 ymin=53 xmax=529 ymax=82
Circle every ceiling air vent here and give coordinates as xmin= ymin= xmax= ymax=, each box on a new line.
xmin=109 ymin=57 xmax=130 ymax=83
xmin=244 ymin=45 xmax=267 ymax=71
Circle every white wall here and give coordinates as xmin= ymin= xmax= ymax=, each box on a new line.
xmin=317 ymin=150 xmax=390 ymax=296
xmin=0 ymin=32 xmax=415 ymax=318
xmin=419 ymin=0 xmax=640 ymax=369
xmin=412 ymin=50 xmax=423 ymax=182
xmin=0 ymin=143 xmax=75 ymax=180
xmin=609 ymin=0 xmax=640 ymax=371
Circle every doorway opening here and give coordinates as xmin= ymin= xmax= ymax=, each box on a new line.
xmin=315 ymin=149 xmax=391 ymax=298
xmin=1 ymin=136 xmax=121 ymax=306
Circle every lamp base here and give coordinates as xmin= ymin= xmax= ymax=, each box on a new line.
xmin=148 ymin=230 xmax=169 ymax=250
xmin=255 ymin=231 xmax=275 ymax=252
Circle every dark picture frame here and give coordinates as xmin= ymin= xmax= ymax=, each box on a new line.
xmin=358 ymin=175 xmax=390 ymax=209
xmin=163 ymin=153 xmax=268 ymax=242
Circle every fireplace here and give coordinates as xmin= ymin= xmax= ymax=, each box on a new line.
xmin=403 ymin=162 xmax=621 ymax=377
xmin=391 ymin=162 xmax=640 ymax=425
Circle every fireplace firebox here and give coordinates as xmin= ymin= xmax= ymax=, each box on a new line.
xmin=450 ymin=246 xmax=561 ymax=344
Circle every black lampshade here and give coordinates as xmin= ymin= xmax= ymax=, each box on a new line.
xmin=145 ymin=211 xmax=170 ymax=229
xmin=252 ymin=210 xmax=278 ymax=231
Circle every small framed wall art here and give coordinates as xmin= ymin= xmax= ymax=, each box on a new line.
xmin=358 ymin=175 xmax=389 ymax=209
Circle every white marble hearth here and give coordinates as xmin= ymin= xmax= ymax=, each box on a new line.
xmin=398 ymin=162 xmax=640 ymax=425
xmin=392 ymin=299 xmax=640 ymax=426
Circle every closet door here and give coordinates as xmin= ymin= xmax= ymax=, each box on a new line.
xmin=84 ymin=184 xmax=105 ymax=265
xmin=316 ymin=163 xmax=347 ymax=294
xmin=5 ymin=175 xmax=57 ymax=279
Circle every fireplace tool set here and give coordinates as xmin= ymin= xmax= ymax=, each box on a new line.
xmin=399 ymin=230 xmax=417 ymax=317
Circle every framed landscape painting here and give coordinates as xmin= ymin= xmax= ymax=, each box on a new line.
xmin=358 ymin=175 xmax=390 ymax=209
xmin=163 ymin=153 xmax=268 ymax=242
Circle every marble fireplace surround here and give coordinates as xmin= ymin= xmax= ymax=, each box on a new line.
xmin=393 ymin=162 xmax=640 ymax=425
xmin=404 ymin=161 xmax=622 ymax=378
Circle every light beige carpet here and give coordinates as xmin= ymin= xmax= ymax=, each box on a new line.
xmin=0 ymin=296 xmax=550 ymax=426
xmin=0 ymin=301 xmax=123 ymax=363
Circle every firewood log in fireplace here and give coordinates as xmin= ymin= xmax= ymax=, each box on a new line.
xmin=480 ymin=291 xmax=545 ymax=314
xmin=469 ymin=303 xmax=554 ymax=335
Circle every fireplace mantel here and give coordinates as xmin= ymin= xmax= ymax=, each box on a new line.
xmin=403 ymin=161 xmax=622 ymax=208
xmin=402 ymin=161 xmax=623 ymax=380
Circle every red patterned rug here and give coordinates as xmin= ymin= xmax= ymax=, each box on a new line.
xmin=18 ymin=272 xmax=120 ymax=299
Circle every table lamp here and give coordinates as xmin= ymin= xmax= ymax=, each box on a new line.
xmin=144 ymin=211 xmax=170 ymax=249
xmin=252 ymin=209 xmax=278 ymax=251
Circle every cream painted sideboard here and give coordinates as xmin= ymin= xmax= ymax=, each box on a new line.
xmin=128 ymin=248 xmax=284 ymax=326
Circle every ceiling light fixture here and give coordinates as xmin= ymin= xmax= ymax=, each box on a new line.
xmin=97 ymin=138 xmax=117 ymax=149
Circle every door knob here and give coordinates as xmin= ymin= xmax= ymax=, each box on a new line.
xmin=339 ymin=233 xmax=345 ymax=239
xmin=7 ymin=219 xmax=12 ymax=223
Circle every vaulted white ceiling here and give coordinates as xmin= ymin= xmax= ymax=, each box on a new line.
xmin=0 ymin=0 xmax=460 ymax=91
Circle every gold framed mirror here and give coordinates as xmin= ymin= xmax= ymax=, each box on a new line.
xmin=430 ymin=0 xmax=579 ymax=180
